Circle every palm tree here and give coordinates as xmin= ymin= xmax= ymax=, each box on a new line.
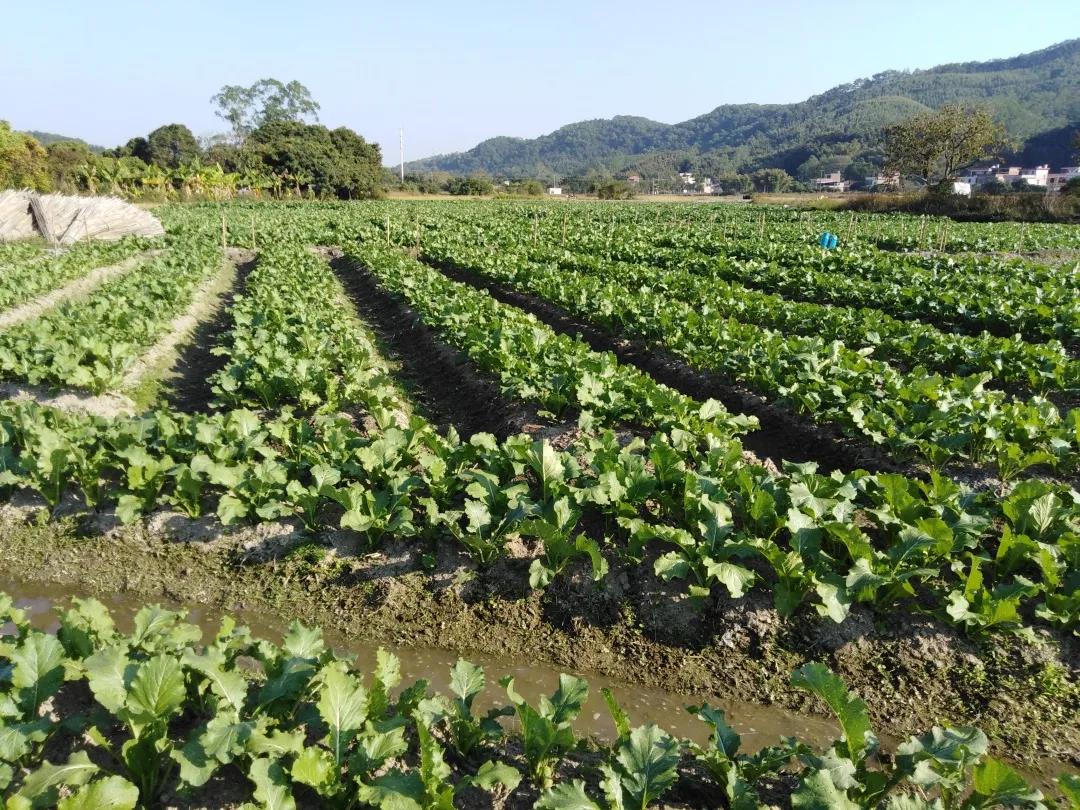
xmin=78 ymin=162 xmax=99 ymax=194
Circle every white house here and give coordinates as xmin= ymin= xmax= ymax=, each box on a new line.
xmin=813 ymin=172 xmax=851 ymax=192
xmin=547 ymin=186 xmax=562 ymax=195
xmin=1048 ymin=166 xmax=1080 ymax=191
xmin=960 ymin=164 xmax=1050 ymax=188
xmin=950 ymin=181 xmax=972 ymax=196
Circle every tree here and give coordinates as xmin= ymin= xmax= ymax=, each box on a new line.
xmin=884 ymin=105 xmax=1008 ymax=186
xmin=0 ymin=122 xmax=51 ymax=191
xmin=1060 ymin=177 xmax=1080 ymax=197
xmin=750 ymin=168 xmax=792 ymax=192
xmin=247 ymin=121 xmax=382 ymax=199
xmin=445 ymin=175 xmax=494 ymax=195
xmin=46 ymin=140 xmax=94 ymax=191
xmin=147 ymin=124 xmax=200 ymax=169
xmin=595 ymin=179 xmax=634 ymax=199
xmin=716 ymin=173 xmax=751 ymax=194
xmin=211 ymin=79 xmax=320 ymax=144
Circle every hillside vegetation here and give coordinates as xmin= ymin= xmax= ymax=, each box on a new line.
xmin=408 ymin=39 xmax=1080 ymax=178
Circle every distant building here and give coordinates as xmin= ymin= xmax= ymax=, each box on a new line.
xmin=625 ymin=174 xmax=642 ymax=184
xmin=701 ymin=177 xmax=716 ymax=194
xmin=1047 ymin=166 xmax=1080 ymax=191
xmin=813 ymin=172 xmax=851 ymax=192
xmin=547 ymin=186 xmax=562 ymax=195
xmin=864 ymin=172 xmax=900 ymax=190
xmin=950 ymin=181 xmax=972 ymax=196
xmin=960 ymin=164 xmax=1050 ymax=188
xmin=678 ymin=172 xmax=695 ymax=186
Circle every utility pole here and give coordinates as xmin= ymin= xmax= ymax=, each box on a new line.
xmin=399 ymin=128 xmax=405 ymax=183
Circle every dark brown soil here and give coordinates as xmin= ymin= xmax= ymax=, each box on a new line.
xmin=328 ymin=253 xmax=574 ymax=442
xmin=163 ymin=250 xmax=256 ymax=413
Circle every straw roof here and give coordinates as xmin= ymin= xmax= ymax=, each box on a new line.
xmin=0 ymin=190 xmax=164 ymax=244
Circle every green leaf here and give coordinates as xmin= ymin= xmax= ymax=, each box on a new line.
xmin=449 ymin=660 xmax=485 ymax=704
xmin=217 ymin=493 xmax=249 ymax=525
xmin=84 ymin=645 xmax=133 ymax=714
xmin=126 ymin=654 xmax=186 ymax=723
xmin=970 ymin=758 xmax=1044 ymax=807
xmin=56 ymin=776 xmax=140 ymax=810
xmin=11 ymin=632 xmax=65 ymax=715
xmin=535 ymin=779 xmax=602 ymax=809
xmin=601 ymin=687 xmax=632 ymax=739
xmin=611 ymin=724 xmax=680 ymax=808
xmin=469 ymin=760 xmax=522 ymax=792
xmin=791 ymin=768 xmax=861 ymax=810
xmin=706 ymin=560 xmax=756 ymax=598
xmin=291 ymin=747 xmax=338 ymax=796
xmin=15 ymin=752 xmax=98 ymax=805
xmin=248 ymin=756 xmax=296 ymax=810
xmin=357 ymin=770 xmax=425 ymax=809
xmin=1057 ymin=774 xmax=1080 ymax=808
xmin=791 ymin=663 xmax=873 ymax=761
xmin=282 ymin=620 xmax=325 ymax=659
xmin=317 ymin=663 xmax=368 ymax=765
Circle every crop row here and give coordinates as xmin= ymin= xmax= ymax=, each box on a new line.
xmin=0 ymin=239 xmax=47 ymax=269
xmin=419 ymin=233 xmax=1078 ymax=478
xmin=0 ymin=237 xmax=221 ymax=394
xmin=343 ymin=240 xmax=1075 ymax=631
xmin=5 ymin=594 xmax=1075 ymax=809
xmin=603 ymin=238 xmax=1077 ymax=348
xmin=348 ymin=241 xmax=754 ymax=441
xmin=521 ymin=240 xmax=1077 ymax=394
xmin=0 ymin=237 xmax=153 ymax=313
xmin=209 ymin=238 xmax=410 ymax=427
xmin=459 ymin=204 xmax=1077 ymax=347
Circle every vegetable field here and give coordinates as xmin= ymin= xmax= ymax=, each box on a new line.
xmin=0 ymin=201 xmax=1076 ymax=808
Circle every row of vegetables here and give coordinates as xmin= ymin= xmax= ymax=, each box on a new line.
xmin=0 ymin=238 xmax=152 ymax=313
xmin=0 ymin=232 xmax=219 ymax=394
xmin=413 ymin=224 xmax=1078 ymax=479
xmin=509 ymin=239 xmax=1077 ymax=394
xmin=0 ymin=222 xmax=1075 ymax=631
xmin=4 ymin=594 xmax=1076 ymax=808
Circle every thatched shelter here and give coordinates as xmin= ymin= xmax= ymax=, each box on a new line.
xmin=0 ymin=190 xmax=164 ymax=244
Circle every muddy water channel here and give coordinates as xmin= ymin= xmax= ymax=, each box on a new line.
xmin=0 ymin=575 xmax=840 ymax=751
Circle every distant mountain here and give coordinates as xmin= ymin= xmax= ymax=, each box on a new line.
xmin=408 ymin=39 xmax=1080 ymax=179
xmin=21 ymin=131 xmax=105 ymax=153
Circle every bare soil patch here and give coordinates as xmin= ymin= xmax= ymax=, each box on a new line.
xmin=0 ymin=381 xmax=134 ymax=419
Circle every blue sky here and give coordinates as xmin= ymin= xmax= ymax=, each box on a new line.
xmin=2 ymin=0 xmax=1076 ymax=162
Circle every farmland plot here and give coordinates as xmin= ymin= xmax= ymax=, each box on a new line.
xmin=0 ymin=201 xmax=1076 ymax=808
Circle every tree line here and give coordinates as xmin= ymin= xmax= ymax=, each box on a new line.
xmin=1 ymin=79 xmax=382 ymax=200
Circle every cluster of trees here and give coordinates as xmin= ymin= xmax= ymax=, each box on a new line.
xmin=1 ymin=79 xmax=383 ymax=200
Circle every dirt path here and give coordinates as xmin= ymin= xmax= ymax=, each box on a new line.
xmin=162 ymin=249 xmax=255 ymax=412
xmin=0 ymin=250 xmax=161 ymax=332
xmin=118 ymin=249 xmax=245 ymax=396
xmin=330 ymin=254 xmax=574 ymax=441
xmin=0 ymin=382 xmax=134 ymax=418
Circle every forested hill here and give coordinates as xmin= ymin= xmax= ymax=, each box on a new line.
xmin=408 ymin=39 xmax=1080 ymax=179
xmin=21 ymin=131 xmax=105 ymax=153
